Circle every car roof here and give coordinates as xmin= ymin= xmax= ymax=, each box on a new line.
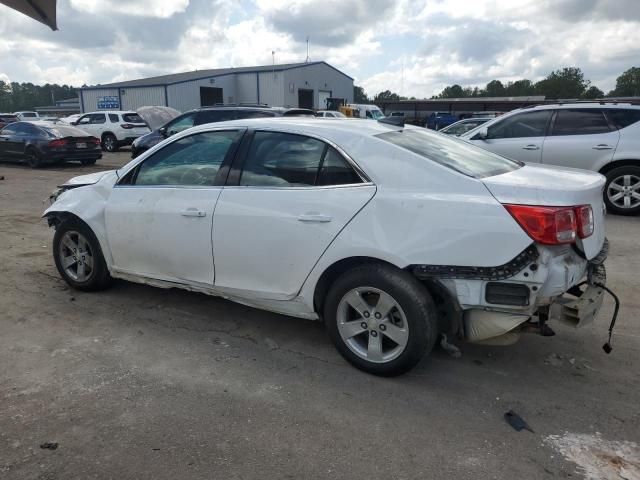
xmin=522 ymin=102 xmax=640 ymax=111
xmin=83 ymin=110 xmax=137 ymax=114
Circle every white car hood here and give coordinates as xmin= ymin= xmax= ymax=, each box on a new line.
xmin=60 ymin=170 xmax=115 ymax=187
xmin=482 ymin=164 xmax=606 ymax=259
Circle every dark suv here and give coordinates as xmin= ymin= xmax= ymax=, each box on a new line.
xmin=131 ymin=105 xmax=314 ymax=158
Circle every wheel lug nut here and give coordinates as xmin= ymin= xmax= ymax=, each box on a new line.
xmin=363 ymin=311 xmax=370 ymax=318
xmin=370 ymin=330 xmax=378 ymax=337
xmin=361 ymin=322 xmax=368 ymax=329
xmin=375 ymin=312 xmax=381 ymax=319
xmin=380 ymin=324 xmax=386 ymax=331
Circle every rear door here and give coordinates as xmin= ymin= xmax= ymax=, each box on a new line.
xmin=541 ymin=108 xmax=619 ymax=171
xmin=212 ymin=130 xmax=375 ymax=299
xmin=0 ymin=124 xmax=19 ymax=158
xmin=470 ymin=110 xmax=552 ymax=163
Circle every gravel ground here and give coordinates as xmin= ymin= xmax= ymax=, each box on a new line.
xmin=1 ymin=151 xmax=639 ymax=480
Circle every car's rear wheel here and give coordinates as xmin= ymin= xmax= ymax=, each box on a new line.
xmin=324 ymin=264 xmax=438 ymax=376
xmin=604 ymin=166 xmax=640 ymax=215
xmin=53 ymin=218 xmax=111 ymax=291
xmin=102 ymin=133 xmax=118 ymax=152
xmin=26 ymin=148 xmax=42 ymax=168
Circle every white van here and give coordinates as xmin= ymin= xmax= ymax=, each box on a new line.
xmin=348 ymin=104 xmax=385 ymax=120
xmin=14 ymin=111 xmax=40 ymax=120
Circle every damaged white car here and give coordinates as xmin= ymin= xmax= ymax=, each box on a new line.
xmin=44 ymin=117 xmax=614 ymax=376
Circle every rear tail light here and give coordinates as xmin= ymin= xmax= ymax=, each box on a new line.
xmin=121 ymin=123 xmax=135 ymax=129
xmin=504 ymin=204 xmax=594 ymax=245
xmin=89 ymin=137 xmax=101 ymax=145
xmin=48 ymin=139 xmax=68 ymax=147
xmin=576 ymin=205 xmax=594 ymax=239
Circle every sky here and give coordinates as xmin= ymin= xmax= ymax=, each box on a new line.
xmin=0 ymin=0 xmax=639 ymax=99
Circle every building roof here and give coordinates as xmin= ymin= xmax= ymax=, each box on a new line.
xmin=82 ymin=61 xmax=353 ymax=90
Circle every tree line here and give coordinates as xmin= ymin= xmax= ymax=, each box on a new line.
xmin=357 ymin=66 xmax=640 ymax=103
xmin=0 ymin=81 xmax=78 ymax=113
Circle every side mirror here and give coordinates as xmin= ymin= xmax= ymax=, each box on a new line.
xmin=159 ymin=126 xmax=167 ymax=137
xmin=475 ymin=127 xmax=488 ymax=139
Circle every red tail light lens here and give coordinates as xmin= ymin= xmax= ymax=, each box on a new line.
xmin=89 ymin=137 xmax=101 ymax=145
xmin=121 ymin=123 xmax=134 ymax=129
xmin=504 ymin=204 xmax=577 ymax=245
xmin=576 ymin=205 xmax=594 ymax=239
xmin=48 ymin=139 xmax=68 ymax=147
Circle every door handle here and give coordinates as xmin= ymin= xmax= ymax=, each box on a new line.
xmin=522 ymin=144 xmax=540 ymax=150
xmin=180 ymin=209 xmax=206 ymax=217
xmin=297 ymin=213 xmax=332 ymax=223
xmin=592 ymin=144 xmax=613 ymax=150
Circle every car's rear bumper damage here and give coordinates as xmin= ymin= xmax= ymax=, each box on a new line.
xmin=411 ymin=239 xmax=613 ymax=345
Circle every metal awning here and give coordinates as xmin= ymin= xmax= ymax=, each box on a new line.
xmin=0 ymin=0 xmax=57 ymax=31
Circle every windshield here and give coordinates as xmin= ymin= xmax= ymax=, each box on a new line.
xmin=21 ymin=112 xmax=37 ymax=118
xmin=376 ymin=128 xmax=522 ymax=178
xmin=368 ymin=109 xmax=385 ymax=120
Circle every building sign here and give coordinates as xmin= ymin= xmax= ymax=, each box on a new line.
xmin=97 ymin=96 xmax=119 ymax=109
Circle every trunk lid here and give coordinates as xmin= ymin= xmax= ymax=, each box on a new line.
xmin=482 ymin=163 xmax=606 ymax=259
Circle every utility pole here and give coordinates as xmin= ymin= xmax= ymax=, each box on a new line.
xmin=306 ymin=36 xmax=310 ymax=63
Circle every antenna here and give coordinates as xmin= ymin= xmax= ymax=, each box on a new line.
xmin=306 ymin=36 xmax=310 ymax=62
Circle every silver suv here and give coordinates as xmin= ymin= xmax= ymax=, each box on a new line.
xmin=460 ymin=103 xmax=640 ymax=215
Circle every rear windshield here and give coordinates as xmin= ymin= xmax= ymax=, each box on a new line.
xmin=20 ymin=112 xmax=37 ymax=118
xmin=44 ymin=125 xmax=92 ymax=137
xmin=0 ymin=115 xmax=18 ymax=122
xmin=376 ymin=128 xmax=522 ymax=178
xmin=122 ymin=113 xmax=145 ymax=123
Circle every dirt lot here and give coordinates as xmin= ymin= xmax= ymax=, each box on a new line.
xmin=1 ymin=151 xmax=639 ymax=480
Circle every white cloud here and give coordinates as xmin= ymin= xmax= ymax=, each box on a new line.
xmin=69 ymin=0 xmax=189 ymax=18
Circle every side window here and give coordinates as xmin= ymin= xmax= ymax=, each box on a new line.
xmin=238 ymin=110 xmax=276 ymax=119
xmin=604 ymin=109 xmax=640 ymax=130
xmin=77 ymin=115 xmax=91 ymax=125
xmin=108 ymin=113 xmax=119 ymax=123
xmin=196 ymin=110 xmax=236 ymax=124
xmin=166 ymin=113 xmax=196 ymax=136
xmin=91 ymin=113 xmax=106 ymax=124
xmin=1 ymin=124 xmax=18 ymax=135
xmin=239 ymin=132 xmax=326 ymax=187
xmin=21 ymin=123 xmax=40 ymax=135
xmin=11 ymin=124 xmax=29 ymax=135
xmin=133 ymin=130 xmax=242 ymax=186
xmin=317 ymin=147 xmax=362 ymax=186
xmin=551 ymin=109 xmax=611 ymax=136
xmin=486 ymin=111 xmax=551 ymax=139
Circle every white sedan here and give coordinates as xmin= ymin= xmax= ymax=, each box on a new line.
xmin=45 ymin=118 xmax=610 ymax=376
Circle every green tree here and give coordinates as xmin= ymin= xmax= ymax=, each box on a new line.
xmin=373 ymin=90 xmax=401 ymax=102
xmin=534 ymin=67 xmax=589 ymax=99
xmin=608 ymin=67 xmax=640 ymax=97
xmin=504 ymin=79 xmax=536 ymax=96
xmin=437 ymin=84 xmax=466 ymax=98
xmin=485 ymin=80 xmax=506 ymax=97
xmin=353 ymin=85 xmax=369 ymax=103
xmin=582 ymin=86 xmax=604 ymax=99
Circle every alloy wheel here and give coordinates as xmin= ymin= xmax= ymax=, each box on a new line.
xmin=58 ymin=230 xmax=94 ymax=282
xmin=103 ymin=136 xmax=115 ymax=151
xmin=607 ymin=174 xmax=640 ymax=210
xmin=336 ymin=287 xmax=409 ymax=363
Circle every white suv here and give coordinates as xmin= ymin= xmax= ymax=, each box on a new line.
xmin=73 ymin=111 xmax=150 ymax=152
xmin=460 ymin=103 xmax=640 ymax=215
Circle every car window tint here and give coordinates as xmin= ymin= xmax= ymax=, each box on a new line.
xmin=551 ymin=109 xmax=610 ymax=136
xmin=605 ymin=109 xmax=640 ymax=130
xmin=108 ymin=113 xmax=119 ymax=123
xmin=11 ymin=123 xmax=29 ymax=134
xmin=21 ymin=123 xmax=40 ymax=135
xmin=77 ymin=115 xmax=91 ymax=125
xmin=377 ymin=128 xmax=521 ymax=179
xmin=486 ymin=111 xmax=551 ymax=139
xmin=166 ymin=114 xmax=196 ymax=135
xmin=122 ymin=113 xmax=144 ymax=123
xmin=134 ymin=130 xmax=241 ymax=186
xmin=197 ymin=110 xmax=237 ymax=124
xmin=1 ymin=124 xmax=18 ymax=134
xmin=238 ymin=110 xmax=276 ymax=119
xmin=91 ymin=113 xmax=106 ymax=124
xmin=317 ymin=147 xmax=362 ymax=186
xmin=239 ymin=131 xmax=326 ymax=187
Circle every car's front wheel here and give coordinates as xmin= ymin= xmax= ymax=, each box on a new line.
xmin=53 ymin=218 xmax=111 ymax=291
xmin=324 ymin=264 xmax=438 ymax=376
xmin=604 ymin=166 xmax=640 ymax=216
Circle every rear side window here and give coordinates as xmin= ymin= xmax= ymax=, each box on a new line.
xmin=108 ymin=113 xmax=119 ymax=123
xmin=90 ymin=113 xmax=106 ymax=124
xmin=485 ymin=111 xmax=551 ymax=139
xmin=317 ymin=147 xmax=362 ymax=186
xmin=197 ymin=110 xmax=237 ymax=124
xmin=551 ymin=109 xmax=611 ymax=136
xmin=377 ymin=128 xmax=521 ymax=178
xmin=122 ymin=113 xmax=144 ymax=123
xmin=605 ymin=109 xmax=640 ymax=130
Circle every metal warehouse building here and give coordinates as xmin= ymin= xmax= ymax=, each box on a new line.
xmin=79 ymin=61 xmax=353 ymax=113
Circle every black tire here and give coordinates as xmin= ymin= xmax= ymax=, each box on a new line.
xmin=324 ymin=263 xmax=438 ymax=376
xmin=102 ymin=133 xmax=118 ymax=152
xmin=80 ymin=158 xmax=97 ymax=166
xmin=26 ymin=148 xmax=42 ymax=168
xmin=603 ymin=165 xmax=640 ymax=216
xmin=53 ymin=217 xmax=111 ymax=291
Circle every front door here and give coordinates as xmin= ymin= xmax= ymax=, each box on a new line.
xmin=542 ymin=108 xmax=620 ymax=171
xmin=212 ymin=130 xmax=375 ymax=299
xmin=470 ymin=110 xmax=552 ymax=164
xmin=105 ymin=129 xmax=244 ymax=285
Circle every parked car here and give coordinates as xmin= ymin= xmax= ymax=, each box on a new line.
xmin=60 ymin=114 xmax=82 ymax=124
xmin=0 ymin=113 xmax=18 ymax=129
xmin=316 ymin=110 xmax=347 ymax=118
xmin=425 ymin=112 xmax=459 ymax=130
xmin=45 ymin=118 xmax=609 ymax=376
xmin=72 ymin=111 xmax=150 ymax=152
xmin=439 ymin=118 xmax=491 ymax=136
xmin=460 ymin=103 xmax=640 ymax=215
xmin=131 ymin=105 xmax=314 ymax=158
xmin=14 ymin=111 xmax=39 ymax=120
xmin=348 ymin=104 xmax=385 ymax=120
xmin=0 ymin=121 xmax=101 ymax=168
